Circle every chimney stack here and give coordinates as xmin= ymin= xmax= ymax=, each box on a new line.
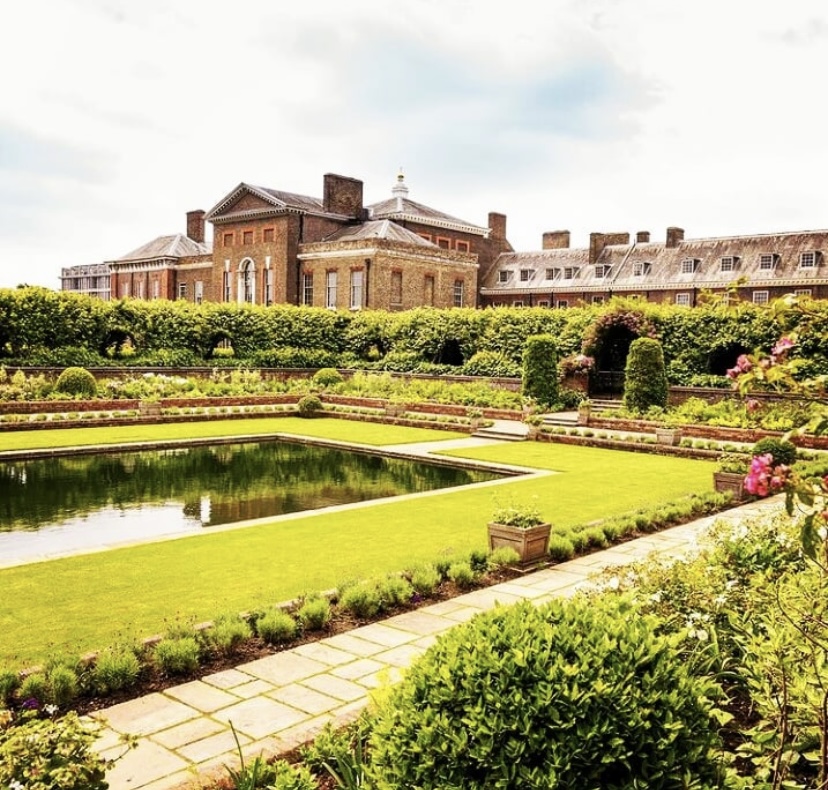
xmin=488 ymin=212 xmax=507 ymax=241
xmin=542 ymin=230 xmax=570 ymax=250
xmin=636 ymin=230 xmax=650 ymax=244
xmin=186 ymin=210 xmax=205 ymax=243
xmin=589 ymin=231 xmax=630 ymax=264
xmin=666 ymin=226 xmax=685 ymax=248
xmin=323 ymin=173 xmax=364 ymax=218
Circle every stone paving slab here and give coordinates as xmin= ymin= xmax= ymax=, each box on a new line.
xmin=94 ymin=496 xmax=786 ymax=790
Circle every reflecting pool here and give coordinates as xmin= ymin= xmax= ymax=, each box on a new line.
xmin=0 ymin=441 xmax=500 ymax=564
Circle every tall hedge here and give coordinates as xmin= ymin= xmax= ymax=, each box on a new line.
xmin=368 ymin=597 xmax=721 ymax=789
xmin=623 ymin=337 xmax=668 ymax=413
xmin=522 ymin=334 xmax=558 ymax=407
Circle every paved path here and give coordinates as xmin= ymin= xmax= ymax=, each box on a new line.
xmin=91 ymin=496 xmax=785 ymax=790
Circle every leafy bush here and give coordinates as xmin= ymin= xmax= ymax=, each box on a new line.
xmin=18 ymin=673 xmax=48 ymax=706
xmin=46 ymin=665 xmax=79 ymax=707
xmin=522 ymin=334 xmax=559 ymax=408
xmin=751 ymin=437 xmax=797 ymax=466
xmin=205 ymin=615 xmax=253 ymax=656
xmin=297 ymin=393 xmax=323 ymax=416
xmin=297 ymin=597 xmax=331 ymax=631
xmin=461 ymin=351 xmax=521 ymax=378
xmin=249 ymin=347 xmax=338 ymax=369
xmin=407 ymin=563 xmax=441 ymax=595
xmin=339 ymin=582 xmax=383 ymax=619
xmin=447 ymin=561 xmax=476 ymax=588
xmin=256 ymin=610 xmax=297 ymax=645
xmin=0 ymin=712 xmax=111 ymax=790
xmin=487 ymin=546 xmax=520 ymax=568
xmin=368 ymin=596 xmax=721 ymax=789
xmin=153 ymin=637 xmax=201 ymax=675
xmin=547 ymin=533 xmax=576 ymax=561
xmin=624 ymin=337 xmax=668 ymax=413
xmin=312 ymin=367 xmax=344 ymax=388
xmin=54 ymin=366 xmax=97 ymax=398
xmin=377 ymin=575 xmax=413 ymax=608
xmin=92 ymin=647 xmax=141 ymax=694
xmin=0 ymin=670 xmax=20 ymax=706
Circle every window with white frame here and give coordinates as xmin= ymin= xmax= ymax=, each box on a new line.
xmin=752 ymin=290 xmax=769 ymax=305
xmin=632 ymin=262 xmax=651 ymax=277
xmin=563 ymin=267 xmax=578 ymax=280
xmin=675 ymin=292 xmax=691 ymax=306
xmin=556 ymin=299 xmax=569 ymax=308
xmin=240 ymin=260 xmax=255 ymax=304
xmin=545 ymin=268 xmax=561 ymax=280
xmin=325 ymin=271 xmax=337 ymax=309
xmin=594 ymin=264 xmax=611 ymax=278
xmin=498 ymin=270 xmax=509 ymax=283
xmin=681 ymin=258 xmax=698 ymax=274
xmin=195 ymin=281 xmax=203 ymax=305
xmin=513 ymin=301 xmax=524 ymax=308
xmin=350 ymin=270 xmax=364 ymax=310
xmin=178 ymin=283 xmax=187 ymax=300
xmin=759 ymin=253 xmax=776 ymax=270
xmin=302 ymin=272 xmax=313 ymax=306
xmin=592 ymin=295 xmax=604 ymax=305
xmin=453 ymin=279 xmax=464 ymax=307
xmin=265 ymin=268 xmax=273 ymax=306
xmin=537 ymin=300 xmax=550 ymax=308
xmin=152 ymin=279 xmax=160 ymax=300
xmin=800 ymin=251 xmax=817 ymax=268
xmin=135 ymin=280 xmax=144 ymax=299
xmin=223 ymin=271 xmax=231 ymax=302
xmin=390 ymin=271 xmax=403 ymax=306
xmin=122 ymin=281 xmax=130 ymax=298
xmin=519 ymin=269 xmax=532 ymax=282
xmin=795 ymin=288 xmax=812 ymax=297
xmin=720 ymin=256 xmax=737 ymax=272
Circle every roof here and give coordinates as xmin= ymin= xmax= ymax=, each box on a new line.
xmin=204 ymin=183 xmax=325 ymax=222
xmin=111 ymin=234 xmax=211 ymax=263
xmin=322 ymin=219 xmax=437 ymax=246
xmin=482 ymin=228 xmax=828 ymax=293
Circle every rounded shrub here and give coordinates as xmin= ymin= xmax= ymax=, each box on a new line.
xmin=752 ymin=437 xmax=797 ymax=467
xmin=521 ymin=334 xmax=559 ymax=408
xmin=312 ymin=367 xmax=344 ymax=388
xmin=256 ymin=610 xmax=298 ymax=645
xmin=92 ymin=647 xmax=141 ymax=694
xmin=407 ymin=563 xmax=441 ymax=595
xmin=447 ymin=560 xmax=476 ymax=589
xmin=368 ymin=596 xmax=721 ymax=789
xmin=297 ymin=393 xmax=323 ymax=417
xmin=297 ymin=596 xmax=331 ymax=631
xmin=623 ymin=337 xmax=668 ymax=414
xmin=204 ymin=615 xmax=253 ymax=656
xmin=0 ymin=670 xmax=20 ymax=706
xmin=339 ymin=581 xmax=383 ymax=619
xmin=54 ymin=366 xmax=97 ymax=398
xmin=547 ymin=534 xmax=576 ymax=562
xmin=153 ymin=637 xmax=201 ymax=676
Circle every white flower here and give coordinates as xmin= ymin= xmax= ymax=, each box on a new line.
xmin=607 ymin=576 xmax=620 ymax=591
xmin=44 ymin=703 xmax=58 ymax=715
xmin=10 ymin=780 xmax=25 ymax=790
xmin=693 ymin=629 xmax=709 ymax=642
xmin=649 ymin=591 xmax=663 ymax=603
xmin=818 ymin=526 xmax=828 ymax=541
xmin=714 ymin=595 xmax=727 ymax=606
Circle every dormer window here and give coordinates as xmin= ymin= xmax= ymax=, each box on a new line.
xmin=563 ymin=267 xmax=579 ymax=280
xmin=519 ymin=269 xmax=533 ymax=282
xmin=759 ymin=253 xmax=777 ymax=271
xmin=545 ymin=267 xmax=561 ymax=281
xmin=681 ymin=258 xmax=699 ymax=274
xmin=497 ymin=270 xmax=510 ymax=283
xmin=800 ymin=251 xmax=818 ymax=269
xmin=594 ymin=264 xmax=611 ymax=278
xmin=720 ymin=256 xmax=738 ymax=272
xmin=632 ymin=262 xmax=651 ymax=277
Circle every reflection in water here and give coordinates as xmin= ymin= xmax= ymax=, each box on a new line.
xmin=0 ymin=441 xmax=499 ymax=563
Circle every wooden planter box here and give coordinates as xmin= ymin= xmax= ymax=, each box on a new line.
xmin=138 ymin=401 xmax=162 ymax=417
xmin=655 ymin=427 xmax=683 ymax=446
xmin=487 ymin=522 xmax=551 ymax=565
xmin=713 ymin=471 xmax=747 ymax=501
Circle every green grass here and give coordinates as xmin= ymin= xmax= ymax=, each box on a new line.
xmin=0 ymin=417 xmax=465 ymax=452
xmin=0 ymin=429 xmax=715 ymax=667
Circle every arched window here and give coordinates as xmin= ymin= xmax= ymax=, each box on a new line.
xmin=238 ymin=258 xmax=256 ymax=304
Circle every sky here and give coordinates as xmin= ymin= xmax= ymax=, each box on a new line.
xmin=2 ymin=0 xmax=827 ymax=289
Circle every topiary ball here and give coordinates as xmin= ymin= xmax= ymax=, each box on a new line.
xmin=54 ymin=367 xmax=97 ymax=398
xmin=312 ymin=367 xmax=344 ymax=388
xmin=751 ymin=437 xmax=797 ymax=467
xmin=368 ymin=595 xmax=721 ymax=790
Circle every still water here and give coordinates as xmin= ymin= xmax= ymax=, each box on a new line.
xmin=0 ymin=441 xmax=500 ymax=565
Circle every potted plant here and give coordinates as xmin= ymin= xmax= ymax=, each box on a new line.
xmin=577 ymin=399 xmax=592 ymax=426
xmin=467 ymin=407 xmax=484 ymax=431
xmin=655 ymin=424 xmax=683 ymax=446
xmin=138 ymin=397 xmax=162 ymax=417
xmin=713 ymin=453 xmax=749 ymax=500
xmin=487 ymin=502 xmax=551 ymax=565
xmin=524 ymin=413 xmax=543 ymax=440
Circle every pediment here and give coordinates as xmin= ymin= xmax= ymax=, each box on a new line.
xmin=205 ymin=183 xmax=287 ymax=222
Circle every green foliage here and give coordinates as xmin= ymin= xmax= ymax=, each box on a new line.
xmin=368 ymin=596 xmax=721 ymax=789
xmin=751 ymin=437 xmax=797 ymax=466
xmin=377 ymin=575 xmax=413 ymax=608
xmin=54 ymin=366 xmax=97 ymax=398
xmin=624 ymin=337 xmax=668 ymax=413
xmin=256 ymin=610 xmax=298 ymax=645
xmin=547 ymin=533 xmax=576 ymax=561
xmin=491 ymin=502 xmax=545 ymax=529
xmin=312 ymin=367 xmax=344 ymax=388
xmin=296 ymin=597 xmax=331 ymax=631
xmin=223 ymin=721 xmax=277 ymax=790
xmin=339 ymin=581 xmax=383 ymax=619
xmin=407 ymin=563 xmax=441 ymax=595
xmin=446 ymin=560 xmax=476 ymax=588
xmin=92 ymin=647 xmax=141 ymax=694
xmin=46 ymin=664 xmax=79 ymax=707
xmin=521 ymin=334 xmax=559 ymax=408
xmin=461 ymin=351 xmax=521 ymax=378
xmin=487 ymin=546 xmax=521 ymax=568
xmin=204 ymin=615 xmax=253 ymax=656
xmin=249 ymin=346 xmax=338 ymax=369
xmin=18 ymin=673 xmax=48 ymax=705
xmin=297 ymin=393 xmax=323 ymax=416
xmin=271 ymin=759 xmax=318 ymax=790
xmin=153 ymin=637 xmax=201 ymax=675
xmin=0 ymin=671 xmax=20 ymax=706
xmin=0 ymin=711 xmax=111 ymax=789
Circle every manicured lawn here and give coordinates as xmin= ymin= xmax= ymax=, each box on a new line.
xmin=0 ymin=417 xmax=465 ymax=452
xmin=0 ymin=427 xmax=715 ymax=667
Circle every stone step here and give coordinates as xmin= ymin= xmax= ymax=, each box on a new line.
xmin=590 ymin=398 xmax=622 ymax=411
xmin=542 ymin=414 xmax=578 ymax=426
xmin=472 ymin=428 xmax=527 ymax=442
